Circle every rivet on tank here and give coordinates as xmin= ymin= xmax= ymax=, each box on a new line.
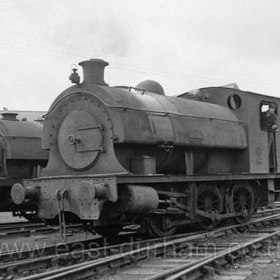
xmin=10 ymin=57 xmax=280 ymax=239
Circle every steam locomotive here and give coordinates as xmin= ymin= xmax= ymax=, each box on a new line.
xmin=10 ymin=59 xmax=280 ymax=236
xmin=0 ymin=111 xmax=48 ymax=220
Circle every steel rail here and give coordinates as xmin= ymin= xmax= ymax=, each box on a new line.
xmin=0 ymin=221 xmax=35 ymax=228
xmin=0 ymin=210 xmax=276 ymax=266
xmin=2 ymin=210 xmax=280 ymax=279
xmin=0 ymin=231 xmax=201 ymax=278
xmin=162 ymin=230 xmax=280 ymax=280
xmin=0 ymin=223 xmax=82 ymax=239
xmin=19 ymin=214 xmax=280 ymax=280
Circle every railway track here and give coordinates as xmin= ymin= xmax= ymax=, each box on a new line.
xmin=0 ymin=221 xmax=83 ymax=239
xmin=1 ymin=213 xmax=279 ymax=280
xmin=0 ymin=230 xmax=201 ymax=279
xmin=0 ymin=221 xmax=33 ymax=228
xmin=0 ymin=207 xmax=279 ymax=279
xmin=0 ymin=223 xmax=53 ymax=237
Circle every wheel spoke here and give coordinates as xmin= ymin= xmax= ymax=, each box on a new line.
xmin=197 ymin=184 xmax=223 ymax=230
xmin=149 ymin=215 xmax=176 ymax=237
xmin=230 ymin=182 xmax=254 ymax=224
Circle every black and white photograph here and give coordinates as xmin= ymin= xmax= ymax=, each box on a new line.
xmin=1 ymin=0 xmax=280 ymax=279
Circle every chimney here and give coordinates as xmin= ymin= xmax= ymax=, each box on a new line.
xmin=79 ymin=59 xmax=109 ymax=85
xmin=1 ymin=112 xmax=19 ymax=121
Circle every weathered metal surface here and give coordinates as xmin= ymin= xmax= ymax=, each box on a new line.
xmin=0 ymin=119 xmax=48 ymax=160
xmin=131 ymin=156 xmax=156 ymax=174
xmin=181 ymin=86 xmax=280 ymax=174
xmin=58 ymin=110 xmax=103 ymax=170
xmin=116 ymin=172 xmax=280 ymax=184
xmin=0 ymin=111 xmax=48 ymax=213
xmin=19 ymin=58 xmax=280 ymax=229
xmin=41 ymin=86 xmax=247 ymax=176
xmin=118 ymin=185 xmax=159 ymax=213
xmin=45 ymin=85 xmax=246 ymax=150
xmin=97 ymin=85 xmax=246 ymax=148
xmin=10 ymin=183 xmax=39 ymax=205
xmin=42 ymin=93 xmax=127 ymax=176
xmin=24 ymin=176 xmax=118 ymax=220
xmin=24 ymin=172 xmax=280 ymax=183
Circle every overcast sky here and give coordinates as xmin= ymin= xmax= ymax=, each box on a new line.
xmin=1 ymin=0 xmax=280 ymax=110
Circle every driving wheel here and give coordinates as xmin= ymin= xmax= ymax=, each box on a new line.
xmin=229 ymin=182 xmax=254 ymax=224
xmin=197 ymin=184 xmax=223 ymax=230
xmin=148 ymin=215 xmax=177 ymax=237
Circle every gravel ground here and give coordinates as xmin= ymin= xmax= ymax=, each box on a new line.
xmin=2 ymin=213 xmax=280 ymax=279
xmin=237 ymin=244 xmax=280 ymax=280
xmin=213 ymin=241 xmax=280 ymax=280
xmin=0 ymin=230 xmax=99 ymax=259
xmin=0 ymin=212 xmax=99 ymax=257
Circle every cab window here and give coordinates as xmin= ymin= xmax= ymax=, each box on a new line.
xmin=260 ymin=101 xmax=278 ymax=131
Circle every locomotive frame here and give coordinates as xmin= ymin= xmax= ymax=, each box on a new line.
xmin=10 ymin=59 xmax=280 ymax=237
xmin=0 ymin=111 xmax=48 ymax=219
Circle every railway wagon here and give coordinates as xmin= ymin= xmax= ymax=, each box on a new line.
xmin=10 ymin=59 xmax=280 ymax=236
xmin=0 ymin=111 xmax=48 ymax=220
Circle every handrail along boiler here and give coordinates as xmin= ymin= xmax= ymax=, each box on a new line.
xmin=10 ymin=59 xmax=280 ymax=236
